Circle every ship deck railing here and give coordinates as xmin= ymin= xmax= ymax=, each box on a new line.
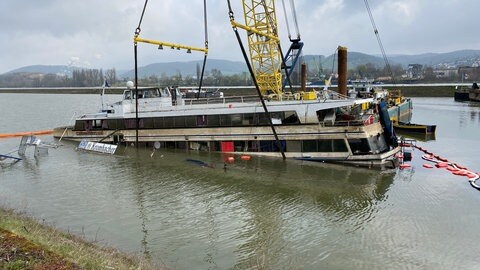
xmin=183 ymin=91 xmax=349 ymax=106
xmin=183 ymin=95 xmax=261 ymax=105
xmin=319 ymin=114 xmax=378 ymax=127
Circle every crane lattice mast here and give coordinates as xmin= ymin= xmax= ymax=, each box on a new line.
xmin=241 ymin=0 xmax=283 ymax=97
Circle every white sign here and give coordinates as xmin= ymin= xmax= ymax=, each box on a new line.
xmin=78 ymin=140 xmax=117 ymax=154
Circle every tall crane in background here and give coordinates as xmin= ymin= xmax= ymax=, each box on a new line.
xmin=229 ymin=0 xmax=303 ymax=99
xmin=280 ymin=0 xmax=304 ymax=90
xmin=238 ymin=0 xmax=283 ymax=97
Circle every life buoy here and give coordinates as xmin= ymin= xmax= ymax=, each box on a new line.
xmin=466 ymin=173 xmax=477 ymax=179
xmin=453 ymin=170 xmax=468 ymax=176
xmin=399 ymin=163 xmax=411 ymax=169
xmin=446 ymin=166 xmax=458 ymax=172
xmin=436 ymin=162 xmax=449 ymax=168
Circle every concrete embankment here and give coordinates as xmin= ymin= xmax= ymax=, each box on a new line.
xmin=0 ymin=85 xmax=459 ymax=97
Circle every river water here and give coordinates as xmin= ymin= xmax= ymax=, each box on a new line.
xmin=1 ymin=94 xmax=480 ymax=269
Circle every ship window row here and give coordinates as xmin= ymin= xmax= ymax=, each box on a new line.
xmin=154 ymin=139 xmax=350 ymax=153
xmin=75 ymin=111 xmax=300 ymax=130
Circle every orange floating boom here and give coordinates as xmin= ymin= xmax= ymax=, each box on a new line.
xmin=0 ymin=130 xmax=53 ymax=139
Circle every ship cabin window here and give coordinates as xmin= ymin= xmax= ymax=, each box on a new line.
xmin=142 ymin=118 xmax=154 ymax=129
xmin=85 ymin=121 xmax=92 ymax=131
xmin=207 ymin=115 xmax=220 ymax=126
xmin=74 ymin=121 xmax=83 ymax=130
xmin=196 ymin=115 xmax=208 ymax=127
xmin=154 ymin=118 xmax=164 ymax=128
xmin=142 ymin=89 xmax=160 ymax=98
xmin=125 ymin=119 xmax=137 ymax=129
xmin=76 ymin=120 xmax=108 ymax=131
xmin=185 ymin=116 xmax=196 ymax=127
xmin=231 ymin=114 xmax=242 ymax=125
xmin=92 ymin=120 xmax=103 ymax=129
xmin=174 ymin=88 xmax=182 ymax=98
xmin=286 ymin=140 xmax=301 ymax=152
xmin=256 ymin=113 xmax=270 ymax=125
xmin=258 ymin=140 xmax=286 ymax=152
xmin=348 ymin=138 xmax=371 ymax=155
xmin=160 ymin=88 xmax=171 ymax=97
xmin=270 ymin=112 xmax=283 ymax=125
xmin=124 ymin=90 xmax=133 ymax=100
xmin=302 ymin=139 xmax=348 ymax=152
xmin=144 ymin=90 xmax=152 ymax=98
xmin=283 ymin=111 xmax=300 ymax=124
xmin=163 ymin=117 xmax=174 ymax=129
xmin=106 ymin=119 xmax=119 ymax=129
xmin=219 ymin=115 xmax=231 ymax=126
xmin=367 ymin=135 xmax=388 ymax=153
xmin=125 ymin=89 xmax=162 ymax=100
xmin=174 ymin=116 xmax=186 ymax=128
xmin=134 ymin=90 xmax=143 ymax=99
xmin=118 ymin=110 xmax=300 ymax=130
xmin=243 ymin=114 xmax=255 ymax=125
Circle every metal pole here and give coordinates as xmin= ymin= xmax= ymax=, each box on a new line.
xmin=134 ymin=42 xmax=139 ymax=147
xmin=197 ymin=0 xmax=209 ymax=99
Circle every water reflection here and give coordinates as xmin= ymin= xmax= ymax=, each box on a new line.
xmin=108 ymin=145 xmax=396 ymax=268
xmin=132 ymin=177 xmax=151 ymax=259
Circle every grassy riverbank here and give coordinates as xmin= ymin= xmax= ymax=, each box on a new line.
xmin=0 ymin=207 xmax=163 ymax=270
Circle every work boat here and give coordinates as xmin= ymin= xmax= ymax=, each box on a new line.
xmin=53 ymin=85 xmax=401 ymax=169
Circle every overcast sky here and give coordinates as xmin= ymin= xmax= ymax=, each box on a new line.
xmin=1 ymin=0 xmax=479 ymax=74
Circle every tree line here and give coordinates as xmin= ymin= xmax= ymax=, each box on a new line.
xmin=0 ymin=68 xmax=117 ymax=88
xmin=1 ymin=64 xmax=478 ymax=88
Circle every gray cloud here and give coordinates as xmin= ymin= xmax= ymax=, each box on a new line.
xmin=1 ymin=0 xmax=479 ymax=73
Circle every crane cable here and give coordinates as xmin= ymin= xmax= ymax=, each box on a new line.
xmin=290 ymin=0 xmax=300 ymax=40
xmin=279 ymin=0 xmax=303 ymax=91
xmin=227 ymin=0 xmax=286 ymax=159
xmin=281 ymin=0 xmax=301 ymax=40
xmin=364 ymin=0 xmax=396 ymax=84
xmin=330 ymin=47 xmax=338 ymax=76
xmin=135 ymin=0 xmax=149 ymax=36
xmin=281 ymin=0 xmax=292 ymax=40
xmin=197 ymin=0 xmax=209 ymax=99
xmin=133 ymin=0 xmax=149 ymax=147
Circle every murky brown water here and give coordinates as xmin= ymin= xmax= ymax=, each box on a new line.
xmin=1 ymin=94 xmax=480 ymax=269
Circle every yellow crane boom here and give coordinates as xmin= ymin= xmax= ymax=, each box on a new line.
xmin=237 ymin=0 xmax=283 ymax=97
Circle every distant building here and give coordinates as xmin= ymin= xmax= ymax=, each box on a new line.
xmin=458 ymin=66 xmax=480 ymax=81
xmin=433 ymin=68 xmax=457 ymax=78
xmin=407 ymin=64 xmax=423 ymax=79
xmin=375 ymin=76 xmax=392 ymax=82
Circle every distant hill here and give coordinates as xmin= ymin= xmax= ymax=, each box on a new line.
xmin=120 ymin=59 xmax=247 ymax=79
xmin=303 ymin=52 xmax=385 ymax=71
xmin=305 ymin=49 xmax=480 ymax=70
xmin=388 ymin=49 xmax=480 ymax=67
xmin=120 ymin=52 xmax=387 ymax=79
xmin=6 ymin=65 xmax=78 ymax=76
xmin=4 ymin=49 xmax=480 ymax=79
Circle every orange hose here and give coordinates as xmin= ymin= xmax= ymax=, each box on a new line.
xmin=0 ymin=130 xmax=53 ymax=139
